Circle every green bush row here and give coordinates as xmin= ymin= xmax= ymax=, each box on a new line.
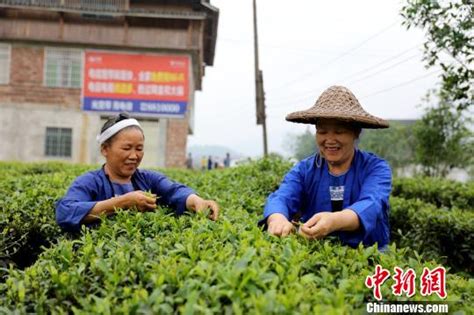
xmin=390 ymin=196 xmax=474 ymax=275
xmin=0 ymin=162 xmax=94 ymax=270
xmin=0 ymin=161 xmax=93 ymax=177
xmin=1 ymin=208 xmax=472 ymax=314
xmin=0 ymin=159 xmax=472 ymax=313
xmin=2 ymin=160 xmax=473 ymax=277
xmin=0 ymin=159 xmax=291 ymax=272
xmin=392 ymin=177 xmax=474 ymax=210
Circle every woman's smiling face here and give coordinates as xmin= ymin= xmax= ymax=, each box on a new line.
xmin=101 ymin=127 xmax=144 ymax=181
xmin=316 ymin=119 xmax=360 ymax=172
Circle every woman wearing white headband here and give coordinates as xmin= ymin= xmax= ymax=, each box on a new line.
xmin=56 ymin=112 xmax=219 ymax=232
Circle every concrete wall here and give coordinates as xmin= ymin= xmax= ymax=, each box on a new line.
xmin=165 ymin=118 xmax=188 ymax=168
xmin=0 ymin=103 xmax=99 ymax=163
xmin=164 ymin=55 xmax=195 ymax=168
xmin=0 ymin=103 xmax=169 ymax=167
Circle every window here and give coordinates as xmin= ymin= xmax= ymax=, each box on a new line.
xmin=0 ymin=44 xmax=11 ymax=84
xmin=45 ymin=127 xmax=72 ymax=158
xmin=44 ymin=48 xmax=82 ymax=88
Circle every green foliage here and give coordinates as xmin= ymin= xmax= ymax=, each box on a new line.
xmin=358 ymin=122 xmax=415 ymax=174
xmin=1 ymin=210 xmax=472 ymax=313
xmin=412 ymin=92 xmax=473 ymax=177
xmin=0 ymin=163 xmax=93 ymax=272
xmin=402 ymin=0 xmax=473 ymax=178
xmin=401 ymin=0 xmax=473 ymax=111
xmin=390 ymin=196 xmax=474 ymax=275
xmin=0 ymin=160 xmax=473 ymax=313
xmin=392 ymin=177 xmax=474 ymax=209
xmin=284 ymin=128 xmax=317 ymax=160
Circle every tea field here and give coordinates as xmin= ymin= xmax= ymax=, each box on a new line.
xmin=0 ymin=159 xmax=473 ymax=314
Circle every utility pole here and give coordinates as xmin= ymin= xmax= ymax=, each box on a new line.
xmin=253 ymin=0 xmax=268 ymax=157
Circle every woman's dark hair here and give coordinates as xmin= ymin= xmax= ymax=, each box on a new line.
xmin=100 ymin=112 xmax=144 ymax=147
xmin=101 ymin=112 xmax=131 ymax=133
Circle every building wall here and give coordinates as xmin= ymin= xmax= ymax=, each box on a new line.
xmin=0 ymin=103 xmax=99 ymax=163
xmin=165 ymin=118 xmax=189 ymax=168
xmin=0 ymin=101 xmax=170 ymax=167
xmin=0 ymin=43 xmax=193 ymax=167
xmin=0 ymin=44 xmax=80 ymax=107
xmin=164 ymin=58 xmax=195 ymax=168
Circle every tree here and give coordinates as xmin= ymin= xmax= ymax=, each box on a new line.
xmin=358 ymin=122 xmax=415 ymax=175
xmin=284 ymin=127 xmax=317 ymax=160
xmin=401 ymin=0 xmax=473 ymax=112
xmin=402 ymin=1 xmax=473 ymax=178
xmin=413 ymin=91 xmax=473 ymax=177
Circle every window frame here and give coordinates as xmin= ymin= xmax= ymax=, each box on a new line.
xmin=44 ymin=47 xmax=83 ymax=88
xmin=0 ymin=44 xmax=11 ymax=85
xmin=44 ymin=127 xmax=73 ymax=158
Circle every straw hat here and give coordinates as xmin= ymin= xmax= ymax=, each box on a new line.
xmin=286 ymin=86 xmax=389 ymax=129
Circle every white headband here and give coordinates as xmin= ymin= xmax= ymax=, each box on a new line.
xmin=96 ymin=118 xmax=141 ymax=145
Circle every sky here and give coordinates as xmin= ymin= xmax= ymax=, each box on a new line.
xmin=188 ymin=0 xmax=441 ymax=158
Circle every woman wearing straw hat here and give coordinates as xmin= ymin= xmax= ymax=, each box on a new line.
xmin=261 ymin=86 xmax=391 ymax=250
xmin=56 ymin=112 xmax=219 ymax=232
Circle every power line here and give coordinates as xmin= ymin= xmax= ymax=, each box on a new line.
xmin=234 ymin=69 xmax=442 ymax=122
xmin=344 ymin=53 xmax=420 ymax=86
xmin=219 ymin=37 xmax=397 ymax=58
xmin=267 ymin=69 xmax=442 ymax=112
xmin=359 ymin=69 xmax=442 ymax=99
xmin=216 ymin=21 xmax=406 ymax=110
xmin=267 ymin=53 xmax=418 ymax=109
xmin=267 ymin=44 xmax=421 ymax=105
xmin=338 ymin=44 xmax=421 ymax=83
xmin=266 ymin=20 xmax=400 ymax=93
xmin=269 ymin=92 xmax=319 ymax=110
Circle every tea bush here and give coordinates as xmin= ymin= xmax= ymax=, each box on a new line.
xmin=392 ymin=177 xmax=474 ymax=210
xmin=390 ymin=196 xmax=474 ymax=275
xmin=0 ymin=163 xmax=94 ymax=270
xmin=0 ymin=160 xmax=472 ymax=313
xmin=1 ymin=210 xmax=472 ymax=314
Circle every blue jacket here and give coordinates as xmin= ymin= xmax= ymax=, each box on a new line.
xmin=56 ymin=167 xmax=195 ymax=232
xmin=263 ymin=150 xmax=392 ymax=248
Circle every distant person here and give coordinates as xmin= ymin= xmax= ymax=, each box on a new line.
xmin=200 ymin=156 xmax=207 ymax=171
xmin=260 ymin=86 xmax=392 ymax=251
xmin=56 ymin=112 xmax=219 ymax=232
xmin=224 ymin=152 xmax=231 ymax=168
xmin=207 ymin=156 xmax=213 ymax=170
xmin=214 ymin=158 xmax=219 ymax=169
xmin=186 ymin=153 xmax=193 ymax=169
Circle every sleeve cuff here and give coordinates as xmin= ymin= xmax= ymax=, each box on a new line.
xmin=56 ymin=201 xmax=97 ymax=232
xmin=175 ymin=189 xmax=196 ymax=215
xmin=347 ymin=205 xmax=373 ymax=239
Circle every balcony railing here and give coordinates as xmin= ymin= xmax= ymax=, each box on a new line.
xmin=0 ymin=0 xmax=208 ymax=19
xmin=0 ymin=0 xmax=129 ymax=12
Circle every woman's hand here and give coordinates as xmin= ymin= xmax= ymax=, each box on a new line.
xmin=186 ymin=194 xmax=219 ymax=221
xmin=299 ymin=212 xmax=335 ymax=239
xmin=119 ymin=191 xmax=157 ymax=212
xmin=299 ymin=210 xmax=360 ymax=239
xmin=267 ymin=213 xmax=295 ymax=237
xmin=82 ymin=191 xmax=156 ymax=223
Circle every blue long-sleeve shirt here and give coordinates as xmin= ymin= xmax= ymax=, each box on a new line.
xmin=56 ymin=167 xmax=195 ymax=232
xmin=263 ymin=150 xmax=392 ymax=248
